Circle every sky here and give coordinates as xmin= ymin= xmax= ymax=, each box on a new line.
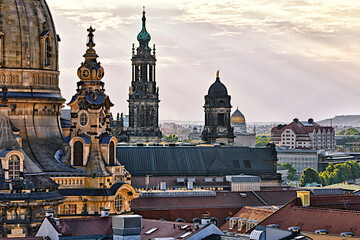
xmin=47 ymin=0 xmax=360 ymax=123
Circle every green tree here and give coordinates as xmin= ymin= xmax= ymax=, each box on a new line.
xmin=281 ymin=163 xmax=297 ymax=181
xmin=336 ymin=128 xmax=360 ymax=136
xmin=299 ymin=168 xmax=321 ymax=187
xmin=162 ymin=134 xmax=179 ymax=142
xmin=256 ymin=136 xmax=270 ymax=147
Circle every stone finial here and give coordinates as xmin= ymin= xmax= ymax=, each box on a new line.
xmin=86 ymin=26 xmax=96 ymax=49
xmin=216 ymin=70 xmax=220 ymax=79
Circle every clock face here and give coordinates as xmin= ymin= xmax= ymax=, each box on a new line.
xmin=97 ymin=69 xmax=103 ymax=79
xmin=82 ymin=69 xmax=90 ymax=78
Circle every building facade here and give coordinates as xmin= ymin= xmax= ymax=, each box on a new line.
xmin=276 ymin=148 xmax=320 ymax=175
xmin=126 ymin=10 xmax=162 ymax=143
xmin=201 ymin=71 xmax=234 ymax=145
xmin=270 ymin=118 xmax=336 ymax=151
xmin=231 ymin=108 xmax=256 ymax=147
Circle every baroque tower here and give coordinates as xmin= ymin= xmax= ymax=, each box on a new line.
xmin=127 ymin=9 xmax=162 ymax=143
xmin=59 ymin=27 xmax=137 ymax=216
xmin=201 ymin=71 xmax=234 ymax=145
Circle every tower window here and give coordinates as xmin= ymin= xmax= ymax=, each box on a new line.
xmin=0 ymin=31 xmax=4 ymax=67
xmin=109 ymin=141 xmax=115 ymax=165
xmin=99 ymin=113 xmax=105 ymax=126
xmin=8 ymin=155 xmax=20 ymax=179
xmin=114 ymin=194 xmax=123 ymax=213
xmin=218 ymin=113 xmax=225 ymax=125
xmin=73 ymin=141 xmax=84 ymax=166
xmin=79 ymin=113 xmax=88 ymax=126
xmin=45 ymin=37 xmax=52 ymax=66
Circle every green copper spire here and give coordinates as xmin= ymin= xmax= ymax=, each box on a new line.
xmin=137 ymin=7 xmax=151 ymax=49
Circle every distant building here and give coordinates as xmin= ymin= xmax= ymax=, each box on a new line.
xmin=201 ymin=71 xmax=235 ymax=145
xmin=270 ymin=118 xmax=336 ymax=151
xmin=276 ymin=148 xmax=320 ymax=175
xmin=231 ymin=108 xmax=255 ymax=147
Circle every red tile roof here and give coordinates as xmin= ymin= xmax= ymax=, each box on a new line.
xmin=58 ymin=217 xmax=113 ymax=237
xmin=220 ymin=206 xmax=276 ymax=233
xmin=259 ymin=195 xmax=360 ymax=237
xmin=132 ymin=190 xmax=297 ymax=226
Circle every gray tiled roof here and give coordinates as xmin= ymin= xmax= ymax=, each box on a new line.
xmin=116 ymin=146 xmax=277 ymax=177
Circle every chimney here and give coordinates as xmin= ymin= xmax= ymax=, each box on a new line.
xmin=160 ymin=182 xmax=166 ymax=191
xmin=293 ymin=118 xmax=299 ymax=123
xmin=200 ymin=213 xmax=211 ymax=227
xmin=187 ymin=181 xmax=193 ymax=190
xmin=45 ymin=211 xmax=54 ymax=219
xmin=113 ymin=215 xmax=142 ymax=240
xmin=53 ymin=218 xmax=60 ymax=227
xmin=308 ymin=118 xmax=314 ymax=124
xmin=100 ymin=207 xmax=110 ymax=217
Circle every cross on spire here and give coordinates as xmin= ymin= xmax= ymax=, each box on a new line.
xmin=86 ymin=26 xmax=96 ymax=49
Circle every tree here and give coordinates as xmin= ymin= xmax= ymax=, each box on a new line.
xmin=281 ymin=163 xmax=297 ymax=181
xmin=299 ymin=168 xmax=321 ymax=187
xmin=256 ymin=136 xmax=270 ymax=147
xmin=162 ymin=134 xmax=179 ymax=142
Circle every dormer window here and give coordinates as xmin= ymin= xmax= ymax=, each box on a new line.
xmin=8 ymin=155 xmax=20 ymax=179
xmin=40 ymin=30 xmax=54 ymax=68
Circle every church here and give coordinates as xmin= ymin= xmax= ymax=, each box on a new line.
xmin=0 ymin=0 xmax=280 ymax=238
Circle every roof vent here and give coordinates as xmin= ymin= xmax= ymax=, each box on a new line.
xmin=100 ymin=207 xmax=109 ymax=217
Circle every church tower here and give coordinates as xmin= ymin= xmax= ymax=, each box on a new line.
xmin=127 ymin=8 xmax=162 ymax=143
xmin=201 ymin=71 xmax=234 ymax=145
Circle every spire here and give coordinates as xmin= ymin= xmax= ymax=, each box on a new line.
xmin=137 ymin=7 xmax=151 ymax=49
xmin=216 ymin=70 xmax=220 ymax=82
xmin=77 ymin=26 xmax=104 ymax=81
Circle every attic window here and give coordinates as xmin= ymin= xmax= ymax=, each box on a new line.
xmin=244 ymin=160 xmax=252 ymax=168
xmin=8 ymin=155 xmax=20 ymax=179
xmin=40 ymin=30 xmax=54 ymax=68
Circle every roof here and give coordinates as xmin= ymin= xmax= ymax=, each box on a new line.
xmin=100 ymin=134 xmax=113 ymax=144
xmin=324 ymin=183 xmax=360 ymax=192
xmin=57 ymin=217 xmax=113 ymax=237
xmin=141 ymin=219 xmax=195 ymax=240
xmin=0 ymin=91 xmax=65 ymax=101
xmin=0 ymin=190 xmax=64 ymax=201
xmin=59 ymin=182 xmax=124 ymax=196
xmin=259 ymin=195 xmax=360 ymax=237
xmin=131 ymin=190 xmax=297 ymax=226
xmin=220 ymin=206 xmax=277 ymax=233
xmin=116 ymin=146 xmax=278 ymax=177
xmin=271 ymin=119 xmax=334 ymax=137
xmin=207 ymin=78 xmax=228 ymax=98
xmin=229 ymin=175 xmax=261 ymax=182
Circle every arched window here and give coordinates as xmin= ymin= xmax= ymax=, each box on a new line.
xmin=8 ymin=155 xmax=20 ymax=179
xmin=79 ymin=113 xmax=88 ymax=126
xmin=114 ymin=194 xmax=122 ymax=213
xmin=73 ymin=141 xmax=83 ymax=166
xmin=109 ymin=141 xmax=115 ymax=165
xmin=45 ymin=37 xmax=52 ymax=66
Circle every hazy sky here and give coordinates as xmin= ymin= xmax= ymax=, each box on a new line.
xmin=47 ymin=0 xmax=360 ymax=123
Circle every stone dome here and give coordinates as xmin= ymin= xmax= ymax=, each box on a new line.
xmin=231 ymin=108 xmax=245 ymax=124
xmin=0 ymin=0 xmax=59 ymax=70
xmin=208 ymin=77 xmax=228 ymax=98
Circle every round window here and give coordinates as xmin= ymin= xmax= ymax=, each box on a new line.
xmin=79 ymin=113 xmax=88 ymax=126
xmin=114 ymin=194 xmax=123 ymax=213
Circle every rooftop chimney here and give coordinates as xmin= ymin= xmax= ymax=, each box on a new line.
xmin=297 ymin=191 xmax=310 ymax=207
xmin=53 ymin=218 xmax=60 ymax=227
xmin=293 ymin=118 xmax=299 ymax=123
xmin=100 ymin=207 xmax=110 ymax=217
xmin=201 ymin=213 xmax=211 ymax=227
xmin=308 ymin=118 xmax=314 ymax=124
xmin=45 ymin=211 xmax=54 ymax=219
xmin=113 ymin=215 xmax=142 ymax=240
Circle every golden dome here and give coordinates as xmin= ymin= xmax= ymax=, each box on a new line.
xmin=231 ymin=108 xmax=245 ymax=124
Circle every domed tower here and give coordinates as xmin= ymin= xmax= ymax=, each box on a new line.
xmin=201 ymin=71 xmax=234 ymax=145
xmin=231 ymin=107 xmax=247 ymax=134
xmin=0 ymin=0 xmax=65 ymax=168
xmin=127 ymin=8 xmax=162 ymax=143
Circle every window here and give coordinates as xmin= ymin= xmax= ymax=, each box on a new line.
xmin=0 ymin=31 xmax=3 ymax=66
xmin=109 ymin=141 xmax=115 ymax=165
xmin=99 ymin=113 xmax=105 ymax=126
xmin=59 ymin=204 xmax=77 ymax=215
xmin=244 ymin=160 xmax=252 ymax=168
xmin=45 ymin=37 xmax=52 ymax=66
xmin=73 ymin=141 xmax=83 ymax=166
xmin=218 ymin=113 xmax=225 ymax=125
xmin=8 ymin=155 xmax=20 ymax=179
xmin=114 ymin=194 xmax=123 ymax=213
xmin=79 ymin=113 xmax=88 ymax=126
